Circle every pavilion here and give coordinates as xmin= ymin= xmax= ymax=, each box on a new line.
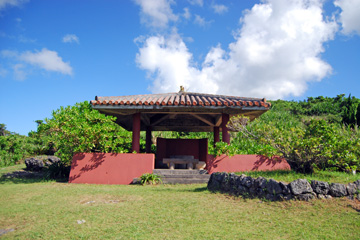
xmin=69 ymin=89 xmax=290 ymax=185
xmin=90 ymin=89 xmax=271 ymax=154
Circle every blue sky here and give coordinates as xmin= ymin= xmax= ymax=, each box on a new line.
xmin=1 ymin=0 xmax=359 ymax=135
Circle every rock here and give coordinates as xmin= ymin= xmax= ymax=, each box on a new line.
xmin=44 ymin=156 xmax=61 ymax=166
xmin=346 ymin=183 xmax=357 ymax=196
xmin=280 ymin=194 xmax=293 ymax=201
xmin=227 ymin=173 xmax=240 ymax=194
xmin=77 ymin=220 xmax=86 ymax=224
xmin=354 ymin=180 xmax=360 ymax=190
xmin=317 ymin=194 xmax=326 ymax=199
xmin=237 ymin=185 xmax=249 ymax=197
xmin=329 ymin=183 xmax=347 ymax=197
xmin=279 ymin=182 xmax=291 ymax=195
xmin=297 ymin=193 xmax=316 ymax=201
xmin=0 ymin=229 xmax=14 ymax=237
xmin=25 ymin=155 xmax=61 ymax=171
xmin=207 ymin=173 xmax=223 ymax=191
xmin=25 ymin=158 xmax=44 ymax=171
xmin=289 ymin=179 xmax=313 ymax=195
xmin=241 ymin=176 xmax=254 ymax=188
xmin=221 ymin=173 xmax=232 ymax=192
xmin=266 ymin=179 xmax=283 ymax=195
xmin=311 ymin=180 xmax=330 ymax=195
xmin=254 ymin=177 xmax=267 ymax=189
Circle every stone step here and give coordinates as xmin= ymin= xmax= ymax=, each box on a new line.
xmin=153 ymin=169 xmax=207 ymax=175
xmin=161 ymin=178 xmax=209 ymax=184
xmin=153 ymin=169 xmax=210 ymax=184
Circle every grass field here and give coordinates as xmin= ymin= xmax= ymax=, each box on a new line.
xmin=0 ymin=165 xmax=359 ymax=239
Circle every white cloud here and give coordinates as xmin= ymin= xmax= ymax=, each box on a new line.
xmin=13 ymin=63 xmax=26 ymax=81
xmin=194 ymin=15 xmax=212 ymax=27
xmin=0 ymin=64 xmax=7 ymax=77
xmin=134 ymin=0 xmax=178 ymax=28
xmin=188 ymin=0 xmax=203 ymax=7
xmin=212 ymin=4 xmax=228 ymax=14
xmin=136 ymin=0 xmax=338 ymax=99
xmin=19 ymin=48 xmax=73 ymax=75
xmin=183 ymin=7 xmax=191 ymax=20
xmin=0 ymin=0 xmax=28 ymax=11
xmin=334 ymin=0 xmax=360 ymax=35
xmin=62 ymin=34 xmax=80 ymax=44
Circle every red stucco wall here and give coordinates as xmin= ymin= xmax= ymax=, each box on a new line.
xmin=206 ymin=154 xmax=291 ymax=174
xmin=69 ymin=153 xmax=154 ymax=185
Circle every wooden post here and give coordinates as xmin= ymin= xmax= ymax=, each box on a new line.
xmin=145 ymin=126 xmax=152 ymax=153
xmin=132 ymin=113 xmax=141 ymax=153
xmin=213 ymin=126 xmax=220 ymax=147
xmin=221 ymin=113 xmax=230 ymax=144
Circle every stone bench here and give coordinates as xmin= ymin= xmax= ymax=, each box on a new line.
xmin=163 ymin=157 xmax=199 ymax=170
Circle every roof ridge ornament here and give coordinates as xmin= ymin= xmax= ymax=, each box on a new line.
xmin=179 ymin=85 xmax=186 ymax=95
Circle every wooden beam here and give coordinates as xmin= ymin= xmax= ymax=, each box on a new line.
xmin=215 ymin=115 xmax=222 ymax=127
xmin=150 ymin=114 xmax=170 ymax=126
xmin=192 ymin=114 xmax=215 ymax=126
xmin=141 ymin=114 xmax=150 ymax=126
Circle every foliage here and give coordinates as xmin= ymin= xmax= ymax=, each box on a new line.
xmin=0 ymin=125 xmax=42 ymax=167
xmin=37 ymin=101 xmax=132 ymax=165
xmin=228 ymin=115 xmax=360 ymax=173
xmin=140 ymin=173 xmax=162 ymax=185
xmin=43 ymin=161 xmax=71 ymax=180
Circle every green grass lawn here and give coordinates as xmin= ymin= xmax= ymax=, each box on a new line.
xmin=0 ymin=165 xmax=359 ymax=239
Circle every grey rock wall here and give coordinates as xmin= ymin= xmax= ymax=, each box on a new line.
xmin=207 ymin=172 xmax=360 ymax=201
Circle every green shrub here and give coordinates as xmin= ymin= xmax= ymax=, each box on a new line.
xmin=0 ymin=126 xmax=42 ymax=167
xmin=37 ymin=101 xmax=132 ymax=165
xmin=44 ymin=161 xmax=71 ymax=180
xmin=140 ymin=173 xmax=162 ymax=185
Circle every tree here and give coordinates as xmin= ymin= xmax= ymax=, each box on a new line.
xmin=0 ymin=124 xmax=10 ymax=136
xmin=37 ymin=101 xmax=132 ymax=165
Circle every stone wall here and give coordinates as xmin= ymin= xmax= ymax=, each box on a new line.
xmin=207 ymin=172 xmax=360 ymax=201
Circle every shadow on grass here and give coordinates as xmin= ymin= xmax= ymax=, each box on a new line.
xmin=0 ymin=168 xmax=68 ymax=184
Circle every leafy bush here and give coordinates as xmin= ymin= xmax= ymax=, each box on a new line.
xmin=140 ymin=173 xmax=162 ymax=185
xmin=0 ymin=126 xmax=42 ymax=167
xmin=229 ymin=113 xmax=360 ymax=174
xmin=37 ymin=101 xmax=132 ymax=165
xmin=44 ymin=161 xmax=71 ymax=180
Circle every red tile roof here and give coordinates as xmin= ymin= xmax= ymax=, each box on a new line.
xmin=91 ymin=92 xmax=271 ymax=108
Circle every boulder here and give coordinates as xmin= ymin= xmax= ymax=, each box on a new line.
xmin=279 ymin=182 xmax=291 ymax=195
xmin=266 ymin=179 xmax=283 ymax=195
xmin=207 ymin=172 xmax=225 ymax=191
xmin=311 ymin=180 xmax=330 ymax=195
xmin=354 ymin=180 xmax=360 ymax=190
xmin=329 ymin=183 xmax=347 ymax=197
xmin=44 ymin=156 xmax=61 ymax=166
xmin=297 ymin=193 xmax=316 ymax=201
xmin=25 ymin=158 xmax=44 ymax=171
xmin=289 ymin=179 xmax=313 ymax=195
xmin=346 ymin=183 xmax=357 ymax=196
xmin=241 ymin=176 xmax=254 ymax=188
xmin=254 ymin=177 xmax=267 ymax=189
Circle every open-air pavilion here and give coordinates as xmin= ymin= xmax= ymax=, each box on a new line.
xmin=69 ymin=90 xmax=290 ymax=185
xmin=91 ymin=90 xmax=270 ymax=151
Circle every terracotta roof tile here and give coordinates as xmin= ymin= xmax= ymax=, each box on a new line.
xmin=91 ymin=92 xmax=271 ymax=109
